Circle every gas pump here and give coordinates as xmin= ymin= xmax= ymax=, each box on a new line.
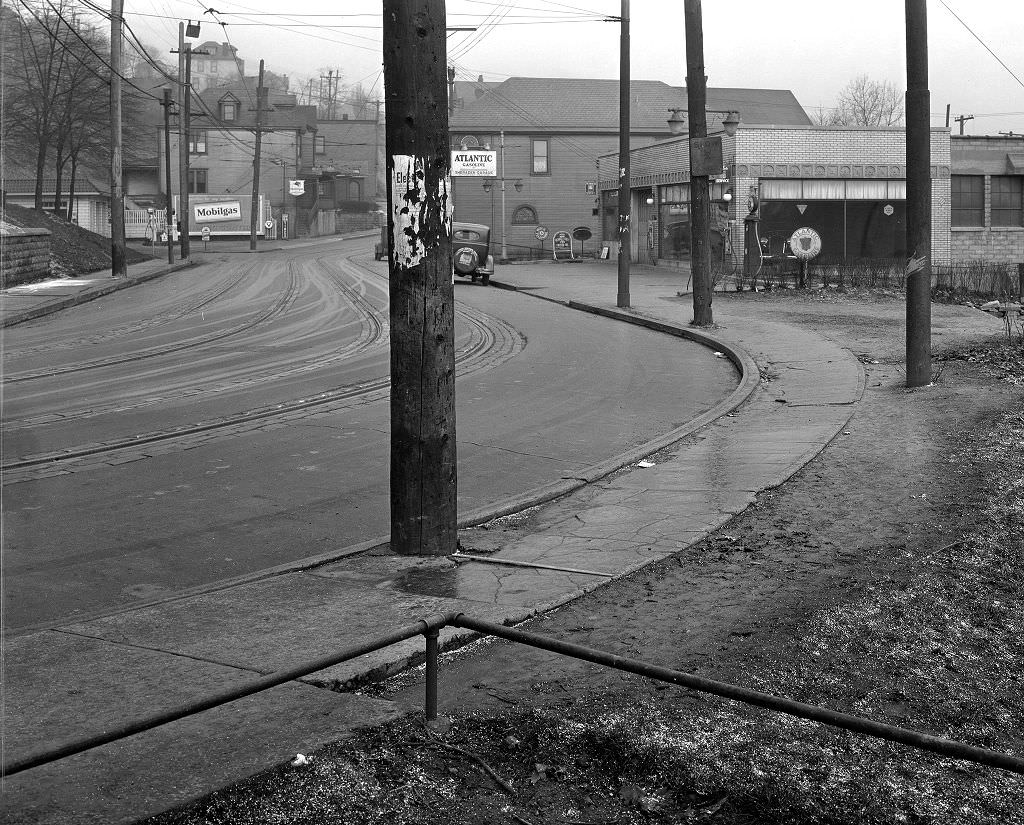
xmin=743 ymin=190 xmax=761 ymax=282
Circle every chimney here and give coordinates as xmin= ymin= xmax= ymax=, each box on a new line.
xmin=475 ymin=75 xmax=485 ymax=99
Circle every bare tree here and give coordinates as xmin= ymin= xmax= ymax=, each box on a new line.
xmin=3 ymin=1 xmax=112 ymax=211
xmin=815 ymin=75 xmax=905 ymax=127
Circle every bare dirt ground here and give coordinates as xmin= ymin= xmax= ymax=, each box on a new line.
xmin=150 ymin=289 xmax=1023 ymax=825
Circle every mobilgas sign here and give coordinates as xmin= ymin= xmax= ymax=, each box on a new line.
xmin=450 ymin=150 xmax=497 ymax=177
xmin=194 ymin=201 xmax=243 ymax=223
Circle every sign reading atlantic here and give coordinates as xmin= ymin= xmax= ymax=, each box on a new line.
xmin=450 ymin=150 xmax=497 ymax=177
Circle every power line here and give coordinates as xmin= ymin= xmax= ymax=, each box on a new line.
xmin=939 ymin=0 xmax=1024 ymax=91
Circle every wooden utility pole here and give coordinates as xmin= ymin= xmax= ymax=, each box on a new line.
xmin=953 ymin=113 xmax=974 ymax=135
xmin=684 ymin=0 xmax=712 ymax=325
xmin=161 ymin=88 xmax=175 ymax=264
xmin=382 ymin=0 xmax=457 ymax=557
xmin=249 ymin=60 xmax=266 ymax=252
xmin=905 ymin=0 xmax=932 ymax=387
xmin=616 ymin=0 xmax=630 ymax=308
xmin=109 ymin=0 xmax=127 ymax=277
xmin=176 ymin=24 xmax=192 ymax=261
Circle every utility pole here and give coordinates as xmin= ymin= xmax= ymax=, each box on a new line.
xmin=176 ymin=25 xmax=192 ymax=261
xmin=249 ymin=60 xmax=266 ymax=252
xmin=109 ymin=0 xmax=127 ymax=277
xmin=954 ymin=113 xmax=974 ymax=135
xmin=905 ymin=0 xmax=932 ymax=387
xmin=382 ymin=0 xmax=457 ymax=557
xmin=616 ymin=0 xmax=630 ymax=308
xmin=684 ymin=0 xmax=713 ymax=326
xmin=500 ymin=130 xmax=507 ymax=262
xmin=161 ymin=88 xmax=175 ymax=264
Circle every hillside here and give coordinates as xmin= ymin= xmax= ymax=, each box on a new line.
xmin=2 ymin=203 xmax=146 ymax=279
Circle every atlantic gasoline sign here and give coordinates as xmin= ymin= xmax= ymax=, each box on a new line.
xmin=450 ymin=150 xmax=497 ymax=177
xmin=194 ymin=201 xmax=242 ymax=223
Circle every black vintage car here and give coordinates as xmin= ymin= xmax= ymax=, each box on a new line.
xmin=452 ymin=221 xmax=494 ymax=285
xmin=375 ymin=222 xmax=494 ymax=285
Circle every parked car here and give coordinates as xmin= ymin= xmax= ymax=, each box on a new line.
xmin=453 ymin=221 xmax=494 ymax=285
xmin=374 ymin=222 xmax=494 ymax=285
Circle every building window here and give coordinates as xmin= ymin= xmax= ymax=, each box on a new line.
xmin=317 ymin=180 xmax=327 ymax=197
xmin=194 ymin=60 xmax=205 ymax=72
xmin=315 ymin=135 xmax=326 ymax=155
xmin=512 ymin=205 xmax=538 ymax=225
xmin=221 ymin=101 xmax=237 ymax=121
xmin=531 ymin=139 xmax=549 ymax=174
xmin=188 ymin=169 xmax=207 ymax=194
xmin=951 ymin=175 xmax=984 ymax=227
xmin=210 ymin=61 xmax=217 ymax=74
xmin=189 ymin=130 xmax=207 ymax=155
xmin=991 ymin=176 xmax=1023 ymax=227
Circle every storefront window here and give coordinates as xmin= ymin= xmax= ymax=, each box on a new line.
xmin=951 ymin=175 xmax=984 ymax=227
xmin=991 ymin=176 xmax=1023 ymax=227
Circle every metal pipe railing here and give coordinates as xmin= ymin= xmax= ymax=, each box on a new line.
xmin=3 ymin=613 xmax=454 ymax=777
xmin=7 ymin=610 xmax=1022 ymax=780
xmin=449 ymin=613 xmax=1024 ymax=775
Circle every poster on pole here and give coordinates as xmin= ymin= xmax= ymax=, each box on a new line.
xmin=289 ymin=179 xmax=305 ymax=196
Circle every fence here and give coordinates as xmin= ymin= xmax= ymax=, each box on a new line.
xmin=5 ymin=611 xmax=1023 ymax=778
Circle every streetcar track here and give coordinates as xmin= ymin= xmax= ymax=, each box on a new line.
xmin=2 ymin=255 xmax=525 ymax=483
xmin=1 ymin=269 xmax=250 ymax=359
xmin=3 ymin=269 xmax=300 ymax=383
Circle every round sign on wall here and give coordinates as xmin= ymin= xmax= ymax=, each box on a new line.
xmin=789 ymin=227 xmax=822 ymax=260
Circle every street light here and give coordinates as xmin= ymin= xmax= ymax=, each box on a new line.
xmin=667 ymin=108 xmax=741 ymax=136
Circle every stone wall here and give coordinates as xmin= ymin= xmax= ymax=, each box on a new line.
xmin=1 ymin=222 xmax=52 ymax=287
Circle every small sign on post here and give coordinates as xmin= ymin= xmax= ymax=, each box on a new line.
xmin=201 ymin=225 xmax=211 ymax=250
xmin=552 ymin=230 xmax=573 ymax=261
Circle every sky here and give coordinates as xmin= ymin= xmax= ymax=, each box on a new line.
xmin=116 ymin=0 xmax=1024 ymax=135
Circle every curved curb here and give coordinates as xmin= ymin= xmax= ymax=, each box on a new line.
xmin=457 ymin=299 xmax=761 ymax=527
xmin=1 ymin=261 xmax=198 ymax=328
xmin=28 ymin=295 xmax=760 ymax=635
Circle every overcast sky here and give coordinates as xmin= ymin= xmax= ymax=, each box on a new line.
xmin=122 ymin=1 xmax=1023 ymax=135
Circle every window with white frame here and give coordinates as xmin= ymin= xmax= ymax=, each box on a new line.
xmin=315 ymin=135 xmax=326 ymax=155
xmin=531 ymin=139 xmax=549 ymax=174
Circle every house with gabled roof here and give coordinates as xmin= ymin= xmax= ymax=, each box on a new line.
xmin=448 ymin=76 xmax=812 ymax=259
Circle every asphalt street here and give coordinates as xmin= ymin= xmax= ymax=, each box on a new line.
xmin=2 ymin=237 xmax=736 ymax=630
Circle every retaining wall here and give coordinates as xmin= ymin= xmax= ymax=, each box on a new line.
xmin=1 ymin=222 xmax=52 ymax=287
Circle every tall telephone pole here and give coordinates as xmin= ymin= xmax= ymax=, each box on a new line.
xmin=382 ymin=0 xmax=457 ymax=557
xmin=249 ymin=60 xmax=266 ymax=252
xmin=616 ymin=0 xmax=630 ymax=308
xmin=161 ymin=88 xmax=175 ymax=264
xmin=905 ymin=0 xmax=932 ymax=387
xmin=176 ymin=24 xmax=191 ymax=261
xmin=684 ymin=0 xmax=713 ymax=326
xmin=109 ymin=0 xmax=127 ymax=277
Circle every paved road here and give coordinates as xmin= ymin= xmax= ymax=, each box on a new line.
xmin=2 ymin=237 xmax=738 ymax=631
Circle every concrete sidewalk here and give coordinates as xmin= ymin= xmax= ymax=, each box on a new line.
xmin=1 ymin=258 xmax=863 ymax=824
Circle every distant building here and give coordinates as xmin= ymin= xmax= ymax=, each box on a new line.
xmin=449 ymin=77 xmax=812 ymax=259
xmin=189 ymin=42 xmax=244 ymax=92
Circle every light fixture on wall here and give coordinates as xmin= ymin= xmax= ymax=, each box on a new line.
xmin=723 ymin=188 xmax=733 ymax=202
xmin=666 ymin=108 xmax=741 ymax=137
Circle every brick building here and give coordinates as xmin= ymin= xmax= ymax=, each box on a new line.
xmin=601 ymin=125 xmax=953 ymax=268
xmin=449 ymin=77 xmax=811 ymax=259
xmin=950 ymin=134 xmax=1024 ymax=263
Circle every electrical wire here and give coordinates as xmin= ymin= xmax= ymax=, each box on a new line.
xmin=939 ymin=0 xmax=1024 ymax=92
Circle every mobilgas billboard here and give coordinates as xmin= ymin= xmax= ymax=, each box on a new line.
xmin=193 ymin=201 xmax=243 ymax=223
